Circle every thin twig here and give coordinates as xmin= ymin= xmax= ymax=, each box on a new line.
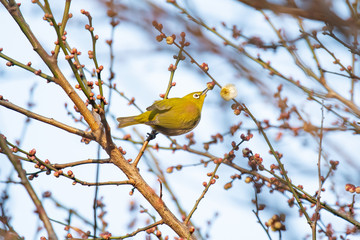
xmin=132 ymin=130 xmax=158 ymax=167
xmin=0 ymin=51 xmax=54 ymax=82
xmin=184 ymin=162 xmax=221 ymax=225
xmin=164 ymin=45 xmax=184 ymax=99
xmin=252 ymin=191 xmax=272 ymax=240
xmin=119 ymin=219 xmax=164 ymax=239
xmin=0 ymin=99 xmax=95 ymax=140
xmin=52 ymin=158 xmax=111 ymax=169
xmin=312 ymin=102 xmax=325 ymax=239
xmin=242 ymin=104 xmax=313 ymax=226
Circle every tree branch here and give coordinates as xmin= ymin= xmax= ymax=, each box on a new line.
xmin=0 ymin=0 xmax=100 ymax=133
xmin=52 ymin=158 xmax=111 ymax=169
xmin=0 ymin=134 xmax=58 ymax=240
xmin=0 ymin=99 xmax=95 ymax=140
xmin=236 ymin=0 xmax=351 ymax=30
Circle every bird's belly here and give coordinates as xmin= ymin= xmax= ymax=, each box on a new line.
xmin=154 ymin=120 xmax=199 ymax=136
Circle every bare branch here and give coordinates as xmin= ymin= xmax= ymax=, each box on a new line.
xmin=0 ymin=99 xmax=95 ymax=140
xmin=52 ymin=158 xmax=111 ymax=169
xmin=0 ymin=135 xmax=58 ymax=240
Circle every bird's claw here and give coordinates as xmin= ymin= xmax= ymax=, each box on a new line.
xmin=146 ymin=130 xmax=158 ymax=141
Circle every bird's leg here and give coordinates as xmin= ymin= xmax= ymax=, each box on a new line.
xmin=146 ymin=129 xmax=158 ymax=141
xmin=132 ymin=130 xmax=158 ymax=168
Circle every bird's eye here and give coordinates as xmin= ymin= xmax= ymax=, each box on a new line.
xmin=193 ymin=93 xmax=200 ymax=99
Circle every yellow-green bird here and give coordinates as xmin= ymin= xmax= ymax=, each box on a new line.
xmin=117 ymin=88 xmax=209 ymax=136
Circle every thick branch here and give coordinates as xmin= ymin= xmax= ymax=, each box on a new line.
xmin=105 ymin=144 xmax=196 ymax=239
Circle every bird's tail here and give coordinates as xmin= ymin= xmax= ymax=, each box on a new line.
xmin=117 ymin=116 xmax=139 ymax=128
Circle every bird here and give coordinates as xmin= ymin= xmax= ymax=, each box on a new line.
xmin=117 ymin=88 xmax=209 ymax=136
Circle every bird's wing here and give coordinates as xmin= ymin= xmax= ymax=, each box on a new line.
xmin=146 ymin=98 xmax=177 ymax=111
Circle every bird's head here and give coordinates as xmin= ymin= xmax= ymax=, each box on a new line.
xmin=183 ymin=88 xmax=209 ymax=110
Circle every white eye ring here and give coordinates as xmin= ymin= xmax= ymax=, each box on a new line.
xmin=193 ymin=93 xmax=200 ymax=99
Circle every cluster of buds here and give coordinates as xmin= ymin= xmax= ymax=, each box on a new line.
xmin=206 ymin=171 xmax=219 ymax=180
xmin=166 ymin=164 xmax=183 ymax=174
xmin=152 ymin=143 xmax=159 ymax=151
xmin=67 ymin=170 xmax=75 ymax=179
xmin=224 ymin=174 xmax=241 ymax=190
xmin=42 ymin=12 xmax=53 ymax=22
xmin=185 ymin=132 xmax=196 ymax=146
xmin=80 ymin=9 xmax=91 ymax=18
xmin=118 ymin=146 xmax=126 ymax=155
xmin=99 ymin=232 xmax=112 ymax=240
xmin=231 ymin=141 xmax=239 ymax=151
xmin=200 ymin=62 xmax=209 ymax=72
xmin=145 ymin=226 xmax=163 ymax=238
xmin=203 ymin=133 xmax=223 ymax=151
xmin=213 ymin=158 xmax=223 ymax=164
xmin=247 ymin=36 xmax=265 ymax=48
xmin=145 ymin=226 xmax=156 ymax=234
xmin=251 ymin=199 xmax=266 ymax=211
xmin=231 ymin=102 xmax=243 ymax=115
xmin=202 ymin=174 xmax=218 ymax=188
xmin=88 ymin=50 xmax=94 ymax=59
xmin=206 ymin=81 xmax=215 ymax=90
xmin=179 ymin=32 xmax=190 ymax=47
xmin=66 ymin=233 xmax=73 ymax=239
xmin=270 ymin=164 xmax=280 ymax=172
xmin=96 ymin=65 xmax=104 ymax=74
xmin=128 ymin=97 xmax=135 ymax=105
xmin=248 ymin=153 xmax=264 ymax=171
xmin=224 ymin=150 xmax=236 ymax=162
xmin=266 ymin=214 xmax=286 ymax=232
xmin=73 ymin=60 xmax=85 ymax=70
xmin=53 ymin=169 xmax=63 ymax=178
xmin=230 ymin=122 xmax=242 ymax=135
xmin=152 ymin=21 xmax=163 ymax=32
xmin=123 ymin=134 xmax=131 ymax=140
xmin=81 ymin=137 xmax=91 ymax=144
xmin=89 ymin=92 xmax=95 ymax=101
xmin=27 ymin=148 xmax=37 ymax=161
xmin=84 ymin=81 xmax=94 ymax=89
xmin=11 ymin=146 xmax=18 ymax=153
xmin=330 ymin=160 xmax=339 ymax=170
xmin=168 ymin=64 xmax=177 ymax=71
xmin=34 ymin=159 xmax=51 ymax=174
xmin=156 ymin=33 xmax=166 ymax=42
xmin=34 ymin=69 xmax=42 ymax=76
xmin=240 ymin=131 xmax=253 ymax=141
xmin=65 ymin=48 xmax=81 ymax=61
xmin=345 ymin=184 xmax=360 ymax=194
xmin=269 ymin=150 xmax=283 ymax=160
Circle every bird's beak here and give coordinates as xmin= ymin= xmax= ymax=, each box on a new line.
xmin=201 ymin=88 xmax=209 ymax=96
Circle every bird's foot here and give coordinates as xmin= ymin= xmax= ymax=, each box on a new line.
xmin=146 ymin=130 xmax=158 ymax=141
